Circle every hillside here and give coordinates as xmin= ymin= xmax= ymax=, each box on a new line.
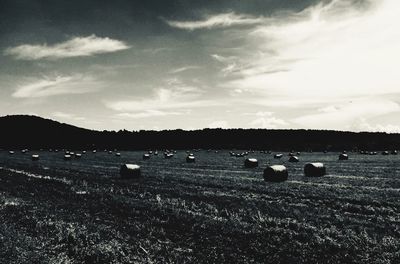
xmin=0 ymin=115 xmax=399 ymax=150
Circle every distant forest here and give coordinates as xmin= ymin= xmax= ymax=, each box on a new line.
xmin=1 ymin=115 xmax=399 ymax=151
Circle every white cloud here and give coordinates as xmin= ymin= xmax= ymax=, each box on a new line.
xmin=12 ymin=75 xmax=99 ymax=98
xmin=52 ymin=112 xmax=86 ymax=121
xmin=292 ymin=98 xmax=400 ymax=130
xmin=116 ymin=110 xmax=184 ymax=119
xmin=352 ymin=118 xmax=400 ymax=133
xmin=243 ymin=111 xmax=288 ymax=128
xmin=170 ymin=66 xmax=201 ymax=74
xmin=5 ymin=35 xmax=130 ymax=60
xmin=224 ymin=0 xmax=400 ymax=101
xmin=249 ymin=117 xmax=288 ymax=129
xmin=208 ymin=120 xmax=229 ymax=128
xmin=165 ymin=12 xmax=263 ymax=30
xmin=106 ymin=78 xmax=219 ymax=113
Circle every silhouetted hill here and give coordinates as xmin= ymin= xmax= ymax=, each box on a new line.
xmin=1 ymin=115 xmax=400 ymax=151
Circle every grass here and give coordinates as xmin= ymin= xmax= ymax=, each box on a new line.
xmin=0 ymin=150 xmax=400 ymax=263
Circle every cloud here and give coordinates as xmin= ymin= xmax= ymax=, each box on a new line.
xmin=165 ymin=12 xmax=263 ymax=30
xmin=223 ymin=0 xmax=400 ymax=101
xmin=106 ymin=78 xmax=219 ymax=113
xmin=352 ymin=118 xmax=400 ymax=133
xmin=116 ymin=110 xmax=184 ymax=119
xmin=170 ymin=66 xmax=201 ymax=74
xmin=208 ymin=120 xmax=229 ymax=128
xmin=243 ymin=112 xmax=288 ymax=128
xmin=5 ymin=35 xmax=130 ymax=60
xmin=12 ymin=75 xmax=99 ymax=98
xmin=292 ymin=98 xmax=400 ymax=130
xmin=249 ymin=117 xmax=288 ymax=129
xmin=52 ymin=112 xmax=86 ymax=121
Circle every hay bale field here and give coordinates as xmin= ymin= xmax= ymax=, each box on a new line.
xmin=0 ymin=150 xmax=400 ymax=263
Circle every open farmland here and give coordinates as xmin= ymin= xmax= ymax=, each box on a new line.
xmin=1 ymin=150 xmax=400 ymax=263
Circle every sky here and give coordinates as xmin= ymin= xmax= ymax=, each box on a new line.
xmin=1 ymin=0 xmax=400 ymax=132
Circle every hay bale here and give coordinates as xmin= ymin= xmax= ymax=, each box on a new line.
xmin=263 ymin=165 xmax=288 ymax=182
xmin=143 ymin=153 xmax=151 ymax=160
xmin=120 ymin=164 xmax=141 ymax=179
xmin=304 ymin=163 xmax=326 ymax=177
xmin=92 ymin=150 xmax=97 ymax=154
xmin=75 ymin=153 xmax=82 ymax=159
xmin=288 ymin=152 xmax=295 ymax=157
xmin=64 ymin=154 xmax=72 ymax=161
xmin=82 ymin=151 xmax=86 ymax=154
xmin=115 ymin=152 xmax=121 ymax=157
xmin=382 ymin=151 xmax=390 ymax=155
xmin=164 ymin=153 xmax=173 ymax=159
xmin=338 ymin=153 xmax=348 ymax=160
xmin=8 ymin=151 xmax=14 ymax=155
xmin=274 ymin=153 xmax=283 ymax=159
xmin=244 ymin=158 xmax=258 ymax=168
xmin=154 ymin=151 xmax=158 ymax=155
xmin=31 ymin=154 xmax=39 ymax=161
xmin=108 ymin=151 xmax=113 ymax=154
xmin=186 ymin=155 xmax=196 ymax=163
xmin=391 ymin=150 xmax=398 ymax=155
xmin=288 ymin=156 xmax=299 ymax=162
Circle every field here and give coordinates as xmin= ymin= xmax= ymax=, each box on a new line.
xmin=1 ymin=150 xmax=400 ymax=263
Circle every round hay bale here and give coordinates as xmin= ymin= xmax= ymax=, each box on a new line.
xmin=288 ymin=152 xmax=295 ymax=157
xmin=75 ymin=153 xmax=82 ymax=159
xmin=164 ymin=153 xmax=173 ymax=159
xmin=108 ymin=151 xmax=113 ymax=154
xmin=9 ymin=151 xmax=15 ymax=155
xmin=92 ymin=150 xmax=97 ymax=154
xmin=288 ymin=156 xmax=299 ymax=162
xmin=235 ymin=153 xmax=244 ymax=157
xmin=115 ymin=152 xmax=121 ymax=157
xmin=274 ymin=153 xmax=283 ymax=159
xmin=391 ymin=150 xmax=398 ymax=155
xmin=64 ymin=154 xmax=72 ymax=161
xmin=82 ymin=151 xmax=86 ymax=154
xmin=244 ymin=158 xmax=258 ymax=168
xmin=296 ymin=152 xmax=301 ymax=155
xmin=304 ymin=163 xmax=326 ymax=177
xmin=143 ymin=153 xmax=151 ymax=160
xmin=186 ymin=155 xmax=196 ymax=163
xmin=338 ymin=153 xmax=348 ymax=160
xmin=120 ymin=164 xmax=141 ymax=179
xmin=382 ymin=151 xmax=389 ymax=155
xmin=188 ymin=153 xmax=194 ymax=157
xmin=263 ymin=165 xmax=288 ymax=182
xmin=154 ymin=151 xmax=158 ymax=155
xmin=230 ymin=151 xmax=235 ymax=156
xmin=31 ymin=154 xmax=39 ymax=161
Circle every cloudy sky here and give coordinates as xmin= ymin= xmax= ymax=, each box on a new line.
xmin=1 ymin=0 xmax=399 ymax=132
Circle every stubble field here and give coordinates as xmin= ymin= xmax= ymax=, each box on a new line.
xmin=0 ymin=150 xmax=400 ymax=263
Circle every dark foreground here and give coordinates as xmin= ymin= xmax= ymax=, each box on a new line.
xmin=1 ymin=150 xmax=400 ymax=263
